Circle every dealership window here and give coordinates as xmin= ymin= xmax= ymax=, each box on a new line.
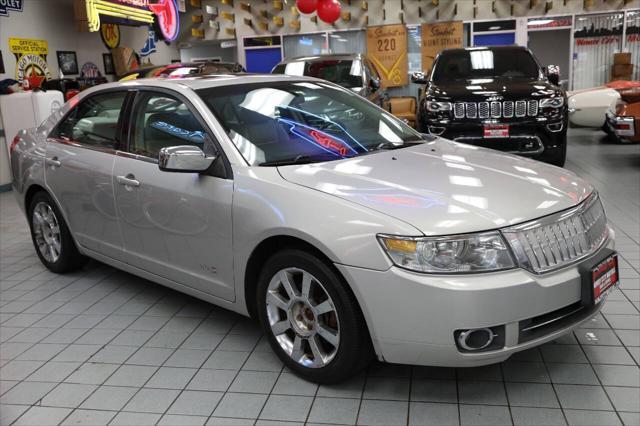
xmin=328 ymin=30 xmax=366 ymax=54
xmin=572 ymin=13 xmax=624 ymax=90
xmin=283 ymin=33 xmax=327 ymax=57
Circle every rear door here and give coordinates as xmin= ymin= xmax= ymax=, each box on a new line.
xmin=45 ymin=90 xmax=129 ymax=260
xmin=113 ymin=89 xmax=235 ymax=301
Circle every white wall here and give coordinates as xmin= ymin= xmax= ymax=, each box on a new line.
xmin=0 ymin=0 xmax=180 ymax=81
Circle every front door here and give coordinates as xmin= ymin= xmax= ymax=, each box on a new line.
xmin=45 ymin=91 xmax=128 ymax=260
xmin=113 ymin=90 xmax=235 ymax=301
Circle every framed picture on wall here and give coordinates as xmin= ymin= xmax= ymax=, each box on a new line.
xmin=103 ymin=53 xmax=115 ymax=75
xmin=56 ymin=51 xmax=79 ymax=75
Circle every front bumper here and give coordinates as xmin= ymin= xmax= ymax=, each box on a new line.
xmin=337 ymin=233 xmax=615 ymax=367
xmin=419 ymin=110 xmax=567 ymax=162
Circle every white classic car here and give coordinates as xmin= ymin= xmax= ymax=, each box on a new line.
xmin=568 ymin=86 xmax=620 ymax=128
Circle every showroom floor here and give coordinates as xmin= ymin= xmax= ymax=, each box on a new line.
xmin=0 ymin=128 xmax=638 ymax=426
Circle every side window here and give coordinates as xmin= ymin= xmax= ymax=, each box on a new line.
xmin=131 ymin=92 xmax=208 ymax=159
xmin=56 ymin=92 xmax=127 ymax=149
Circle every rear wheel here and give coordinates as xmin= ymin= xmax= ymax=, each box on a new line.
xmin=28 ymin=192 xmax=87 ymax=273
xmin=256 ymin=249 xmax=372 ymax=383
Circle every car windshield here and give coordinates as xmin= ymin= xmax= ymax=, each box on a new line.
xmin=432 ymin=49 xmax=540 ymax=82
xmin=197 ymin=81 xmax=423 ymax=166
xmin=274 ymin=60 xmax=364 ymax=89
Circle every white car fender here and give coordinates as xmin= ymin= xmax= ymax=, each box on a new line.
xmin=567 ymin=87 xmax=620 ymax=128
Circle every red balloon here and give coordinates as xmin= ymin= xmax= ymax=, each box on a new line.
xmin=317 ymin=0 xmax=341 ymax=24
xmin=296 ymin=0 xmax=318 ymax=14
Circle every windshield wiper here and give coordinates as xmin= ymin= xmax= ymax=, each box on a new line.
xmin=260 ymin=154 xmax=339 ymax=167
xmin=373 ymin=140 xmax=424 ymax=151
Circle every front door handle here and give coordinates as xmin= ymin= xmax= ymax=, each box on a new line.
xmin=117 ymin=174 xmax=140 ymax=188
xmin=45 ymin=157 xmax=61 ymax=168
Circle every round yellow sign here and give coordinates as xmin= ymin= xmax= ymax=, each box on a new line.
xmin=100 ymin=24 xmax=121 ymax=50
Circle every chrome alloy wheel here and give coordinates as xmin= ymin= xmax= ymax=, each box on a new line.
xmin=32 ymin=201 xmax=62 ymax=263
xmin=265 ymin=268 xmax=340 ymax=368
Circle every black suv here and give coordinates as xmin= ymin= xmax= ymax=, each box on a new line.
xmin=413 ymin=46 xmax=567 ymax=166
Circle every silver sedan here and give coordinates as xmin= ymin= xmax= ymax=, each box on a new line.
xmin=10 ymin=75 xmax=618 ymax=383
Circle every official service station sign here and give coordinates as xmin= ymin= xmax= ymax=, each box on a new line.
xmin=8 ymin=38 xmax=52 ymax=87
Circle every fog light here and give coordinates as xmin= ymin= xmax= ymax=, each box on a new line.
xmin=428 ymin=126 xmax=446 ymax=135
xmin=454 ymin=325 xmax=505 ymax=353
xmin=547 ymin=122 xmax=563 ymax=132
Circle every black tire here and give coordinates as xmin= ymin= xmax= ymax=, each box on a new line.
xmin=28 ymin=191 xmax=87 ymax=273
xmin=547 ymin=137 xmax=567 ymax=168
xmin=256 ymin=249 xmax=373 ymax=383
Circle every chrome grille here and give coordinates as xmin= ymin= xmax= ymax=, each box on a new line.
xmin=452 ymin=100 xmax=539 ymax=119
xmin=478 ymin=102 xmax=490 ymax=118
xmin=454 ymin=103 xmax=465 ymax=118
xmin=466 ymin=102 xmax=477 ymax=118
xmin=490 ymin=101 xmax=501 ymax=118
xmin=502 ymin=194 xmax=608 ymax=274
xmin=503 ymin=101 xmax=514 ymax=118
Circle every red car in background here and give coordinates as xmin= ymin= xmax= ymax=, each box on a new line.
xmin=605 ymin=81 xmax=640 ymax=143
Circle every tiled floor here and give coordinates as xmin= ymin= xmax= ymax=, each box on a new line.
xmin=1 ymin=128 xmax=639 ymax=426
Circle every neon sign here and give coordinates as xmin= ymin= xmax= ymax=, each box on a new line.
xmin=78 ymin=0 xmax=179 ymax=41
xmin=279 ymin=118 xmax=357 ymax=158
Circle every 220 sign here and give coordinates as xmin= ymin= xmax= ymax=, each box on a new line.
xmin=377 ymin=38 xmax=396 ymax=52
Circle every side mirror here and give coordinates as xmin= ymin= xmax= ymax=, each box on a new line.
xmin=370 ymin=77 xmax=381 ymax=92
xmin=411 ymin=71 xmax=429 ymax=84
xmin=545 ymin=65 xmax=560 ymax=86
xmin=158 ymin=145 xmax=216 ymax=173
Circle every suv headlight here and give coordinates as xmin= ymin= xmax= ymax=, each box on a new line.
xmin=378 ymin=232 xmax=515 ymax=273
xmin=539 ymin=97 xmax=565 ymax=108
xmin=426 ymin=100 xmax=452 ymax=113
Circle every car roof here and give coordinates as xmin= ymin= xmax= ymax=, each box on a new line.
xmin=277 ymin=53 xmax=365 ymax=64
xmin=86 ymin=73 xmax=320 ymax=94
xmin=440 ymin=45 xmax=528 ymax=55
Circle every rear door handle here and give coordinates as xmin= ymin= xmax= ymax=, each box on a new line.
xmin=117 ymin=175 xmax=140 ymax=188
xmin=45 ymin=157 xmax=61 ymax=168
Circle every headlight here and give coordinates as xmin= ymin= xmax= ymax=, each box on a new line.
xmin=426 ymin=100 xmax=452 ymax=113
xmin=378 ymin=232 xmax=515 ymax=273
xmin=539 ymin=97 xmax=565 ymax=108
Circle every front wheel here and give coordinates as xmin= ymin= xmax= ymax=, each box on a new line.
xmin=28 ymin=192 xmax=87 ymax=273
xmin=256 ymin=249 xmax=372 ymax=383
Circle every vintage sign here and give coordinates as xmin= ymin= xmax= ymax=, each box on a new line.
xmin=75 ymin=0 xmax=179 ymax=41
xmin=0 ymin=0 xmax=23 ymax=17
xmin=8 ymin=38 xmax=52 ymax=87
xmin=366 ymin=24 xmax=408 ymax=88
xmin=421 ymin=21 xmax=463 ymax=73
xmin=100 ymin=23 xmax=121 ymax=49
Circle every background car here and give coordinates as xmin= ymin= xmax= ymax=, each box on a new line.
xmin=119 ymin=61 xmax=245 ymax=80
xmin=412 ymin=46 xmax=568 ymax=167
xmin=567 ymin=86 xmax=620 ymax=128
xmin=604 ymin=83 xmax=640 ymax=143
xmin=271 ymin=53 xmax=388 ymax=107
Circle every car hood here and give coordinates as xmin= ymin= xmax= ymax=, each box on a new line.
xmin=278 ymin=139 xmax=593 ymax=236
xmin=428 ymin=78 xmax=559 ymax=102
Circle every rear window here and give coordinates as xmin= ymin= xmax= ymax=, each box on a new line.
xmin=279 ymin=60 xmax=364 ymax=89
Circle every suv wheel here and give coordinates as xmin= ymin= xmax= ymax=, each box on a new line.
xmin=28 ymin=192 xmax=87 ymax=273
xmin=547 ymin=133 xmax=567 ymax=167
xmin=256 ymin=249 xmax=372 ymax=383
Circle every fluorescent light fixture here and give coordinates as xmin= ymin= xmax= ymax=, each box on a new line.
xmin=528 ymin=19 xmax=554 ymax=26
